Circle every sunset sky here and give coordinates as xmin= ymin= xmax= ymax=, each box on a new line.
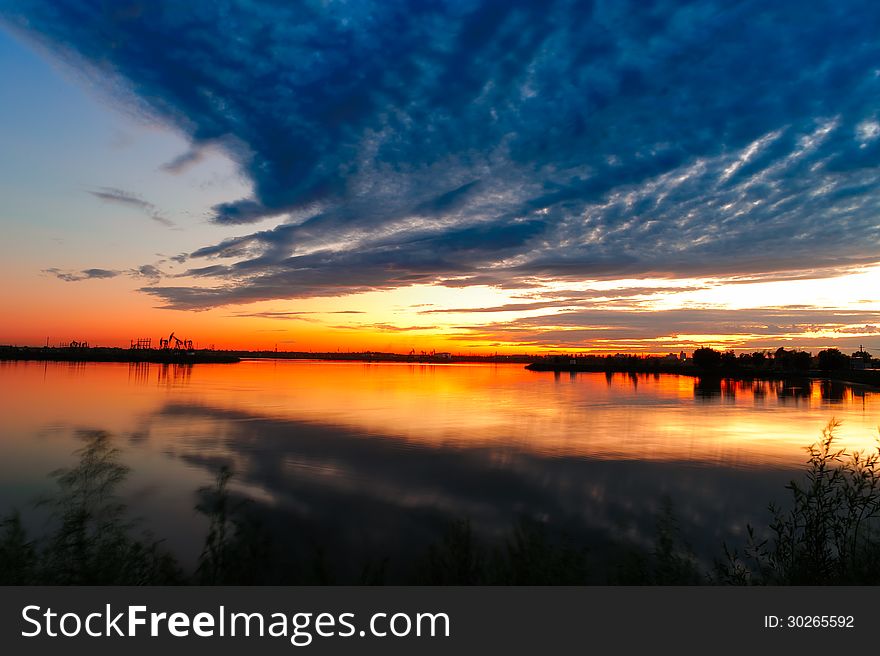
xmin=1 ymin=0 xmax=879 ymax=354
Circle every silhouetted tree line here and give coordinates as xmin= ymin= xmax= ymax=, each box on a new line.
xmin=5 ymin=421 xmax=880 ymax=585
xmin=692 ymin=346 xmax=871 ymax=374
xmin=534 ymin=347 xmax=874 ymax=382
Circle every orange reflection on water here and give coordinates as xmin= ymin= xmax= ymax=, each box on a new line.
xmin=2 ymin=359 xmax=879 ymax=471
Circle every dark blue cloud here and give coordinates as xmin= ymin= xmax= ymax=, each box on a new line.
xmin=4 ymin=0 xmax=880 ymax=307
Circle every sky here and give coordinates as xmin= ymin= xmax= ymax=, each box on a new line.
xmin=1 ymin=0 xmax=879 ymax=354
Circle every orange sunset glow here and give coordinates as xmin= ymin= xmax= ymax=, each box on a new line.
xmin=3 ymin=266 xmax=880 ymax=354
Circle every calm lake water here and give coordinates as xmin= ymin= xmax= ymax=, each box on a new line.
xmin=2 ymin=359 xmax=879 ymax=575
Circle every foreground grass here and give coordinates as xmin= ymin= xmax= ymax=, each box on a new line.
xmin=2 ymin=421 xmax=879 ymax=585
xmin=717 ymin=419 xmax=880 ymax=584
xmin=0 ymin=431 xmax=181 ymax=584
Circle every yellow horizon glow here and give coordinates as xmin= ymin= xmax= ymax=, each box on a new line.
xmin=2 ymin=262 xmax=879 ymax=354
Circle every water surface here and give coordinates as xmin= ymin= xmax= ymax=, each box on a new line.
xmin=2 ymin=359 xmax=878 ymax=575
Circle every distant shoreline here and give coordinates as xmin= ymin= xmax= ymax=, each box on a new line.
xmin=2 ymin=346 xmax=878 ymax=389
xmin=0 ymin=346 xmax=240 ymax=364
xmin=525 ymin=360 xmax=880 ymax=388
xmin=0 ymin=346 xmax=530 ymax=366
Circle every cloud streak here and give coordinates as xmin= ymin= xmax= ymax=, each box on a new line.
xmin=45 ymin=263 xmax=164 ymax=283
xmin=43 ymin=267 xmax=119 ymax=282
xmin=450 ymin=307 xmax=880 ymax=351
xmin=88 ymin=187 xmax=174 ymax=227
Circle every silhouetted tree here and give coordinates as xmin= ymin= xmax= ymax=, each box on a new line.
xmin=818 ymin=348 xmax=850 ymax=372
xmin=792 ymin=351 xmax=811 ymax=372
xmin=692 ymin=347 xmax=722 ymax=370
xmin=721 ymin=351 xmax=738 ymax=368
xmin=771 ymin=348 xmax=812 ymax=372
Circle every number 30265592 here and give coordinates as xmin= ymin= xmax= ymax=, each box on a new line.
xmin=764 ymin=615 xmax=854 ymax=628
